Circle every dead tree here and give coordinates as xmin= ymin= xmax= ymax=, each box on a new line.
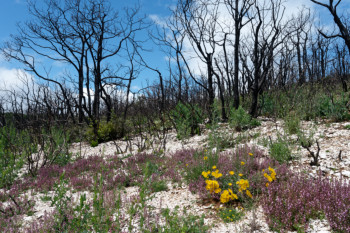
xmin=245 ymin=0 xmax=290 ymax=117
xmin=174 ymin=0 xmax=222 ymax=121
xmin=224 ymin=0 xmax=254 ymax=109
xmin=1 ymin=0 xmax=146 ymax=131
xmin=311 ymin=0 xmax=350 ymax=54
xmin=301 ymin=139 xmax=321 ymax=166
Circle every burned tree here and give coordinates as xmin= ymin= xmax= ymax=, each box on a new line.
xmin=1 ymin=0 xmax=146 ymax=130
xmin=311 ymin=0 xmax=350 ymax=54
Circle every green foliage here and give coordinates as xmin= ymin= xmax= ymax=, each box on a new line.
xmin=229 ymin=106 xmax=261 ymax=131
xmin=90 ymin=140 xmax=99 ymax=147
xmin=284 ymin=113 xmax=301 ymax=135
xmin=143 ymin=162 xmax=168 ymax=193
xmin=316 ymin=94 xmax=350 ymax=121
xmin=48 ymin=172 xmax=121 ymax=232
xmin=269 ymin=136 xmax=292 ymax=163
xmin=86 ymin=114 xmax=127 ymax=146
xmin=183 ymin=150 xmax=219 ymax=184
xmin=150 ymin=180 xmax=168 ymax=193
xmin=297 ymin=128 xmax=316 ymax=149
xmin=258 ymin=84 xmax=350 ymax=122
xmin=207 ymin=130 xmax=235 ymax=151
xmin=219 ymin=207 xmax=244 ymax=223
xmin=0 ymin=125 xmax=71 ymax=187
xmin=153 ymin=207 xmax=210 ymax=232
xmin=144 ymin=161 xmax=160 ymax=178
xmin=50 ymin=172 xmax=72 ymax=232
xmin=46 ymin=127 xmax=71 ymax=166
xmin=171 ymin=103 xmax=203 ymax=140
xmin=260 ymin=93 xmax=278 ymax=117
xmin=0 ymin=125 xmax=24 ymax=188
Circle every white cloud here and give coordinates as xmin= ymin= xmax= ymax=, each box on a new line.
xmin=149 ymin=14 xmax=167 ymax=27
xmin=0 ymin=67 xmax=32 ymax=90
xmin=152 ymin=0 xmax=317 ymax=77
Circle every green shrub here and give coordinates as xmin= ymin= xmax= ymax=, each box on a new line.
xmin=144 ymin=162 xmax=160 ymax=178
xmin=154 ymin=207 xmax=209 ymax=232
xmin=230 ymin=106 xmax=261 ymax=131
xmin=284 ymin=113 xmax=301 ymax=135
xmin=260 ymin=93 xmax=276 ymax=117
xmin=47 ymin=127 xmax=71 ymax=166
xmin=316 ymin=94 xmax=350 ymax=121
xmin=269 ymin=136 xmax=292 ymax=163
xmin=0 ymin=125 xmax=25 ymax=188
xmin=150 ymin=180 xmax=168 ymax=193
xmin=171 ymin=103 xmax=203 ymax=140
xmin=86 ymin=115 xmax=126 ymax=146
xmin=219 ymin=207 xmax=244 ymax=223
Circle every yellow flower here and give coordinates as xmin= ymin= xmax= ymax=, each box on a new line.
xmin=228 ymin=183 xmax=232 ymax=186
xmin=220 ymin=189 xmax=238 ymax=203
xmin=228 ymin=189 xmax=238 ymax=199
xmin=229 ymin=171 xmax=234 ymax=175
xmin=241 ymin=161 xmax=245 ymax=165
xmin=249 ymin=153 xmax=253 ymax=156
xmin=204 ymin=156 xmax=208 ymax=160
xmin=212 ymin=165 xmax=217 ymax=170
xmin=266 ymin=182 xmax=269 ymax=187
xmin=186 ymin=164 xmax=188 ymax=167
xmin=268 ymin=167 xmax=276 ymax=181
xmin=205 ymin=180 xmax=220 ymax=193
xmin=236 ymin=179 xmax=249 ymax=192
xmin=214 ymin=188 xmax=222 ymax=193
xmin=264 ymin=173 xmax=273 ymax=182
xmin=212 ymin=169 xmax=223 ymax=178
xmin=246 ymin=190 xmax=253 ymax=198
xmin=220 ymin=190 xmax=231 ymax=203
xmin=239 ymin=173 xmax=243 ymax=177
xmin=202 ymin=171 xmax=210 ymax=179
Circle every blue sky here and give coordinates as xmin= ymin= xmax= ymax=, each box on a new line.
xmin=0 ymin=0 xmax=176 ymax=91
xmin=0 ymin=0 xmax=348 ymax=92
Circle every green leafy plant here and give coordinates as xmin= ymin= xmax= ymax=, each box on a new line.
xmin=171 ymin=103 xmax=203 ymax=139
xmin=316 ymin=94 xmax=350 ymax=121
xmin=219 ymin=207 xmax=244 ymax=223
xmin=155 ymin=207 xmax=210 ymax=232
xmin=86 ymin=114 xmax=126 ymax=146
xmin=269 ymin=136 xmax=292 ymax=163
xmin=50 ymin=172 xmax=71 ymax=232
xmin=284 ymin=113 xmax=301 ymax=135
xmin=230 ymin=106 xmax=260 ymax=131
xmin=0 ymin=125 xmax=26 ymax=188
xmin=150 ymin=180 xmax=168 ymax=193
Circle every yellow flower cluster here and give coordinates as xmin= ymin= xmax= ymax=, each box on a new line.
xmin=202 ymin=163 xmax=254 ymax=204
xmin=220 ymin=189 xmax=238 ymax=203
xmin=246 ymin=190 xmax=253 ymax=198
xmin=202 ymin=171 xmax=211 ymax=179
xmin=201 ymin=169 xmax=222 ymax=179
xmin=236 ymin=179 xmax=249 ymax=192
xmin=205 ymin=180 xmax=221 ymax=193
xmin=212 ymin=169 xmax=223 ymax=178
xmin=264 ymin=166 xmax=276 ymax=187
